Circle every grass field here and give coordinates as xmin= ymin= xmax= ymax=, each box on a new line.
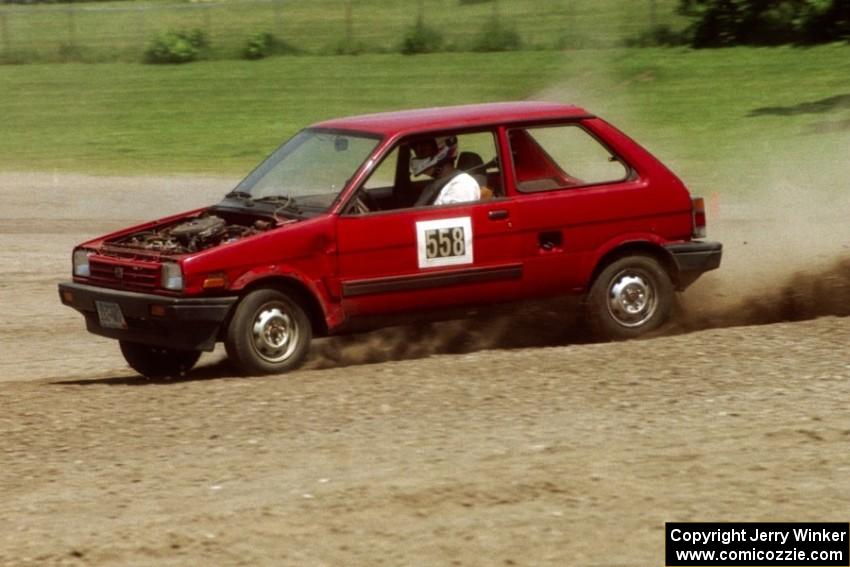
xmin=0 ymin=51 xmax=566 ymax=172
xmin=1 ymin=44 xmax=849 ymax=197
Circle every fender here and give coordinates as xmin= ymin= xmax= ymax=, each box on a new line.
xmin=230 ymin=264 xmax=346 ymax=333
xmin=587 ymin=232 xmax=676 ymax=285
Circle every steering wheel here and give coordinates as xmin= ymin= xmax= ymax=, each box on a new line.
xmin=350 ymin=197 xmax=368 ymax=215
xmin=350 ymin=191 xmax=375 ymax=214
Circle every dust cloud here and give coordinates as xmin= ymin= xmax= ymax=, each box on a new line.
xmin=672 ymin=127 xmax=850 ymax=331
xmin=306 ymin=297 xmax=588 ymax=370
xmin=308 ymin=250 xmax=850 ymax=371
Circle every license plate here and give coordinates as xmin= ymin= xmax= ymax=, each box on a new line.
xmin=95 ymin=301 xmax=127 ymax=329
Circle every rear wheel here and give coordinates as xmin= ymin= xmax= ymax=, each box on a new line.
xmin=224 ymin=288 xmax=312 ymax=375
xmin=119 ymin=341 xmax=201 ymax=379
xmin=585 ymin=255 xmax=673 ymax=340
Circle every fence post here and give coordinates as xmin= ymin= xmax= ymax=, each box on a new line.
xmin=66 ymin=6 xmax=77 ymax=50
xmin=557 ymin=0 xmax=572 ymax=48
xmin=274 ymin=0 xmax=284 ymax=38
xmin=137 ymin=7 xmax=146 ymax=48
xmin=0 ymin=11 xmax=8 ymax=57
xmin=203 ymin=4 xmax=212 ymax=38
xmin=344 ymin=0 xmax=353 ymax=47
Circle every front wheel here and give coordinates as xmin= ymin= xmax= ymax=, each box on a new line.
xmin=119 ymin=341 xmax=201 ymax=379
xmin=224 ymin=288 xmax=312 ymax=376
xmin=585 ymin=255 xmax=673 ymax=340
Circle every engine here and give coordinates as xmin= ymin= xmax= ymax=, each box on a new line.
xmin=112 ymin=213 xmax=273 ymax=254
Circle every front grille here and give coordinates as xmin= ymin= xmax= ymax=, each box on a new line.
xmin=89 ymin=256 xmax=160 ymax=290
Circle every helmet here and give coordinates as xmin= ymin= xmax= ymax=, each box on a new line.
xmin=410 ymin=136 xmax=457 ymax=177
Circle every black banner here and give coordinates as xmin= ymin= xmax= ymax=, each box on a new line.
xmin=666 ymin=522 xmax=849 ymax=566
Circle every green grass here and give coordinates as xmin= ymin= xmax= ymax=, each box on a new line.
xmin=1 ymin=44 xmax=849 ymax=198
xmin=0 ymin=52 xmax=566 ymax=173
xmin=0 ymin=0 xmax=685 ymax=63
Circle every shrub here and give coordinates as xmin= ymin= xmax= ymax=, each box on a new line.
xmin=400 ymin=19 xmax=444 ymax=54
xmin=183 ymin=29 xmax=210 ymax=51
xmin=471 ymin=17 xmax=522 ymax=52
xmin=242 ymin=32 xmax=301 ymax=60
xmin=144 ymin=29 xmax=209 ymax=64
xmin=243 ymin=32 xmax=274 ymax=60
xmin=325 ymin=39 xmax=373 ymax=55
xmin=624 ymin=24 xmax=691 ymax=47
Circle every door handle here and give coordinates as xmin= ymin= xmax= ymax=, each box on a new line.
xmin=488 ymin=209 xmax=509 ymax=221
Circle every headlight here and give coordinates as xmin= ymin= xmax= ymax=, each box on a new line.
xmin=161 ymin=262 xmax=184 ymax=291
xmin=73 ymin=249 xmax=92 ymax=277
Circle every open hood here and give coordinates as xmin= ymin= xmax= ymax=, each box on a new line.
xmin=105 ymin=208 xmax=281 ymax=255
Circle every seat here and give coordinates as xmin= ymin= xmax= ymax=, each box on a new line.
xmin=456 ymin=151 xmax=494 ymax=200
xmin=456 ymin=151 xmax=486 ymax=185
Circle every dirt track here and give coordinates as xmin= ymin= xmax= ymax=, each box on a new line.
xmin=2 ymin=172 xmax=850 ymax=566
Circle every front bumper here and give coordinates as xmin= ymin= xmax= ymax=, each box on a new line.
xmin=58 ymin=281 xmax=238 ymax=351
xmin=664 ymin=240 xmax=723 ymax=290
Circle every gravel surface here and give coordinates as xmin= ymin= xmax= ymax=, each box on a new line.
xmin=1 ymin=173 xmax=849 ymax=566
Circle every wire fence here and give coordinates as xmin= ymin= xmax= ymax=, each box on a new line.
xmin=0 ymin=0 xmax=686 ymax=63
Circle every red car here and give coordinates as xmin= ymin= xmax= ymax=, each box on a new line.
xmin=59 ymin=101 xmax=721 ymax=377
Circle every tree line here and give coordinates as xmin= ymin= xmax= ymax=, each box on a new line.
xmin=680 ymin=0 xmax=850 ymax=46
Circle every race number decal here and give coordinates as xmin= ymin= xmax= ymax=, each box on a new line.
xmin=416 ymin=217 xmax=473 ymax=268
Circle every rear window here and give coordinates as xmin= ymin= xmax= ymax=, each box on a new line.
xmin=508 ymin=124 xmax=630 ymax=192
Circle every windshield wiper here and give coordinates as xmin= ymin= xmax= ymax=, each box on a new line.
xmin=253 ymin=195 xmax=303 ymax=216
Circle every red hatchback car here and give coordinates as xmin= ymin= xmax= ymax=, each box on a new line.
xmin=59 ymin=101 xmax=721 ymax=377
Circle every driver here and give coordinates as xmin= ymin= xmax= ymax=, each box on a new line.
xmin=411 ymin=136 xmax=480 ymax=206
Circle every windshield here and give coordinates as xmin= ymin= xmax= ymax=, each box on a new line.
xmin=228 ymin=129 xmax=380 ymax=214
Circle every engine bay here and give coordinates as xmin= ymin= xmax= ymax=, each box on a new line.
xmin=108 ymin=210 xmax=277 ymax=254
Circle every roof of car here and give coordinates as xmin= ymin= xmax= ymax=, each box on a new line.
xmin=312 ymin=101 xmax=592 ymax=137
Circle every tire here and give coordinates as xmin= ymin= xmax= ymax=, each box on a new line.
xmin=224 ymin=288 xmax=312 ymax=376
xmin=585 ymin=255 xmax=674 ymax=340
xmin=119 ymin=341 xmax=201 ymax=379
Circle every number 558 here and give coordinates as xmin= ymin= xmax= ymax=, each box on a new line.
xmin=425 ymin=227 xmax=465 ymax=259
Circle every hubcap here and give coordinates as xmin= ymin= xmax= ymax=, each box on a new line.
xmin=607 ymin=271 xmax=657 ymax=328
xmin=251 ymin=303 xmax=299 ymax=363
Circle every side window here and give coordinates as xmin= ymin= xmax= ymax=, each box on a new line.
xmin=410 ymin=131 xmax=500 ymax=189
xmin=352 ymin=130 xmax=502 ymax=214
xmin=509 ymin=124 xmax=629 ymax=193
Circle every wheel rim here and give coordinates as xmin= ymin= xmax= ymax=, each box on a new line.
xmin=250 ymin=302 xmax=299 ymax=363
xmin=606 ymin=269 xmax=657 ymax=328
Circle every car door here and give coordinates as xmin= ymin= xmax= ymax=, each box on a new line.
xmin=335 ymin=197 xmax=522 ymax=317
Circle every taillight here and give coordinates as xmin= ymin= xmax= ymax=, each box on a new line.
xmin=692 ymin=197 xmax=707 ymax=239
